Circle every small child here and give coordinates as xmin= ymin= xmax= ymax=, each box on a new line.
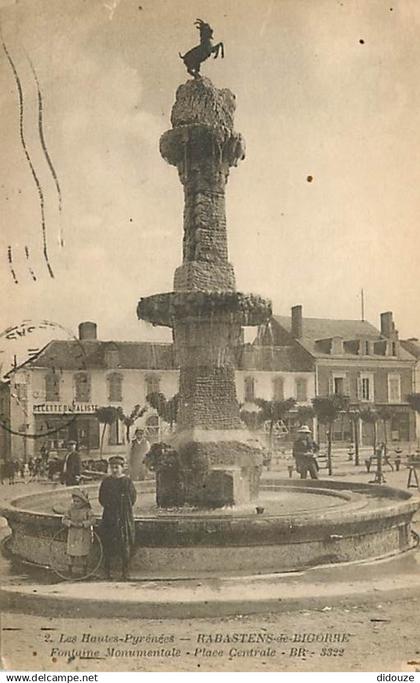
xmin=62 ymin=489 xmax=96 ymax=577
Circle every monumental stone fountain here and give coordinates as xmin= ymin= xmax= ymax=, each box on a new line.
xmin=1 ymin=69 xmax=419 ymax=583
xmin=137 ymin=76 xmax=271 ymax=508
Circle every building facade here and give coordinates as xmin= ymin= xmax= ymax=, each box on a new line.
xmin=1 ymin=311 xmax=417 ymax=464
xmin=1 ymin=321 xmax=314 ymax=462
xmin=257 ymin=307 xmax=417 ymax=446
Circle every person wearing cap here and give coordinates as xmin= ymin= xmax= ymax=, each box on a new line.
xmin=61 ymin=441 xmax=81 ymax=487
xmin=62 ymin=489 xmax=96 ymax=577
xmin=292 ymin=425 xmax=319 ymax=479
xmin=128 ymin=428 xmax=150 ymax=481
xmin=98 ymin=455 xmax=137 ymax=580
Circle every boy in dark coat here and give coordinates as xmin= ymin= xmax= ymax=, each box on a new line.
xmin=98 ymin=455 xmax=137 ymax=580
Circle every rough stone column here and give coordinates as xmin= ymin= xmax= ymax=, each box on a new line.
xmin=138 ymin=77 xmax=271 ymax=507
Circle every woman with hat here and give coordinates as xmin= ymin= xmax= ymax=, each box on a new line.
xmin=292 ymin=425 xmax=319 ymax=479
xmin=98 ymin=455 xmax=137 ymax=580
xmin=62 ymin=489 xmax=96 ymax=577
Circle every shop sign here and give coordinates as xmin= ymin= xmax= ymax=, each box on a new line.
xmin=33 ymin=403 xmax=98 ymax=414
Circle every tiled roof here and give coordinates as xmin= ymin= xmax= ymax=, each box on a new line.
xmin=273 ymin=315 xmax=380 ymax=340
xmin=400 ymin=339 xmax=420 ymax=359
xmin=237 ymin=345 xmax=313 ymax=372
xmin=271 ymin=316 xmax=415 ymax=361
xmin=16 ymin=340 xmax=177 ymax=371
xmin=10 ymin=338 xmax=314 ymax=374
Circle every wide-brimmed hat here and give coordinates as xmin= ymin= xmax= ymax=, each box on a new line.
xmin=71 ymin=488 xmax=90 ymax=505
xmin=109 ymin=455 xmax=125 ymax=466
xmin=297 ymin=425 xmax=311 ymax=433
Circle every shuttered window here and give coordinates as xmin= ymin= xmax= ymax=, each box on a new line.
xmin=272 ymin=376 xmax=284 ymax=401
xmin=145 ymin=374 xmax=160 ymax=396
xmin=45 ymin=371 xmax=60 ymax=402
xmin=74 ymin=373 xmax=90 ymax=402
xmin=244 ymin=376 xmax=256 ymax=402
xmin=295 ymin=378 xmax=307 ymax=402
xmin=107 ymin=373 xmax=123 ymax=402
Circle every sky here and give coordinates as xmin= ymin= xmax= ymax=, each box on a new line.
xmin=0 ymin=0 xmax=419 ymax=369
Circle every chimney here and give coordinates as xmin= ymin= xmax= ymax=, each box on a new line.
xmin=291 ymin=305 xmax=303 ymax=339
xmin=78 ymin=321 xmax=97 ymax=341
xmin=380 ymin=311 xmax=397 ymax=340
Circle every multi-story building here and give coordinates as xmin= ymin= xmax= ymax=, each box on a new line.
xmin=1 ymin=320 xmax=314 ymax=462
xmin=257 ymin=306 xmax=417 ymax=446
xmin=2 ymin=322 xmax=178 ymax=461
xmin=1 ymin=310 xmax=417 ymax=463
xmin=400 ymin=336 xmax=420 ymax=443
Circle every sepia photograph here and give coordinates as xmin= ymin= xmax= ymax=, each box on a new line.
xmin=0 ymin=0 xmax=419 ymax=673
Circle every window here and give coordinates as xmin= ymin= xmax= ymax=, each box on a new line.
xmin=359 ymin=373 xmax=374 ymax=402
xmin=272 ymin=376 xmax=284 ymax=401
xmin=334 ymin=377 xmax=345 ymax=395
xmin=45 ymin=371 xmax=60 ymax=402
xmin=74 ymin=372 xmax=90 ymax=402
xmin=364 ymin=341 xmax=370 ymax=355
xmin=330 ymin=374 xmax=350 ymax=397
xmin=244 ymin=376 xmax=255 ymax=402
xmin=295 ymin=378 xmax=307 ymax=402
xmin=105 ymin=347 xmax=120 ymax=368
xmin=388 ymin=374 xmax=401 ymax=403
xmin=107 ymin=372 xmax=122 ymax=402
xmin=391 ymin=342 xmax=397 ymax=356
xmin=145 ymin=374 xmax=160 ymax=397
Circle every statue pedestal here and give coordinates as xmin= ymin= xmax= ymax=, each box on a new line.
xmin=204 ymin=467 xmax=250 ymax=508
xmin=171 ymin=428 xmax=263 ymax=507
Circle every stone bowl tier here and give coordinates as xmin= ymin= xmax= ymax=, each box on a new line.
xmin=1 ymin=479 xmax=419 ymax=579
xmin=160 ymin=124 xmax=246 ymax=168
xmin=137 ymin=291 xmax=272 ymax=328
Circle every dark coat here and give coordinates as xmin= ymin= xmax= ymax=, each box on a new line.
xmin=293 ymin=434 xmax=318 ymax=457
xmin=98 ymin=475 xmax=137 ymax=562
xmin=61 ymin=450 xmax=81 ymax=486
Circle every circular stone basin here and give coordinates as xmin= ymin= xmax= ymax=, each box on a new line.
xmin=1 ymin=478 xmax=419 ymax=579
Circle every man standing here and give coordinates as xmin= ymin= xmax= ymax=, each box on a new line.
xmin=61 ymin=441 xmax=81 ymax=487
xmin=128 ymin=428 xmax=150 ymax=481
xmin=98 ymin=455 xmax=137 ymax=580
xmin=292 ymin=425 xmax=319 ymax=479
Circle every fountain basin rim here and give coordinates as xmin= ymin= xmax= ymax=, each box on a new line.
xmin=2 ymin=479 xmax=418 ymax=529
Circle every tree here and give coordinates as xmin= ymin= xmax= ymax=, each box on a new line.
xmin=116 ymin=404 xmax=148 ymax=442
xmin=239 ymin=405 xmax=261 ymax=431
xmin=312 ymin=395 xmax=350 ymax=475
xmin=376 ymin=406 xmax=396 ymax=456
xmin=146 ymin=392 xmax=180 ymax=432
xmin=347 ymin=404 xmax=361 ymax=466
xmin=95 ymin=406 xmax=119 ymax=455
xmin=360 ymin=407 xmax=379 ymax=452
xmin=254 ymin=398 xmax=296 ymax=450
xmin=296 ymin=405 xmax=315 ymax=426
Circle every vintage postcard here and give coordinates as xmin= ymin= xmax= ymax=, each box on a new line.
xmin=0 ymin=0 xmax=419 ymax=673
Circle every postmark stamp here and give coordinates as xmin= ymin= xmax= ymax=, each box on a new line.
xmin=0 ymin=319 xmax=88 ymax=440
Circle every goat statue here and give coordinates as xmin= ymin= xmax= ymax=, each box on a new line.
xmin=179 ymin=19 xmax=224 ymax=78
